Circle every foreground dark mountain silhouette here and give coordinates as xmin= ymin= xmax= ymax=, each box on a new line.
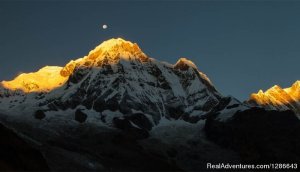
xmin=0 ymin=122 xmax=49 ymax=171
xmin=206 ymin=107 xmax=300 ymax=163
xmin=0 ymin=38 xmax=299 ymax=171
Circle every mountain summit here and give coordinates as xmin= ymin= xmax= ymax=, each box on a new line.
xmin=60 ymin=38 xmax=149 ymax=77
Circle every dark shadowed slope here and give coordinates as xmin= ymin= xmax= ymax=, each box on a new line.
xmin=0 ymin=122 xmax=49 ymax=171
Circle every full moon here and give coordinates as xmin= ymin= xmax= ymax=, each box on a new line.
xmin=102 ymin=24 xmax=108 ymax=29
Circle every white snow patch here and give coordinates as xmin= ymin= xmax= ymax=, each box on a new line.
xmin=129 ymin=121 xmax=141 ymax=129
xmin=217 ymin=105 xmax=248 ymax=122
xmin=174 ymin=58 xmax=198 ymax=69
xmin=150 ymin=117 xmax=205 ymax=144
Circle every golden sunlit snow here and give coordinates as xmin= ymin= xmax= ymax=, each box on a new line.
xmin=249 ymin=81 xmax=300 ymax=113
xmin=1 ymin=66 xmax=68 ymax=92
xmin=0 ymin=38 xmax=148 ymax=93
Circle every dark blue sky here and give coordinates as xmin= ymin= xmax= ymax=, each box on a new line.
xmin=0 ymin=1 xmax=300 ymax=100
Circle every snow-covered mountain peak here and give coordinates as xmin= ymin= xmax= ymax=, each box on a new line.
xmin=60 ymin=38 xmax=148 ymax=77
xmin=174 ymin=58 xmax=198 ymax=70
xmin=290 ymin=80 xmax=300 ymax=90
xmin=257 ymin=89 xmax=264 ymax=95
xmin=90 ymin=38 xmax=141 ymax=54
xmin=87 ymin=38 xmax=146 ymax=61
xmin=267 ymin=85 xmax=282 ymax=91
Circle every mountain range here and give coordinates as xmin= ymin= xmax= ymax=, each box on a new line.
xmin=0 ymin=38 xmax=299 ymax=171
xmin=249 ymin=81 xmax=300 ymax=115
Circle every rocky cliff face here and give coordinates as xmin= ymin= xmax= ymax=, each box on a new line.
xmin=248 ymin=81 xmax=300 ymax=115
